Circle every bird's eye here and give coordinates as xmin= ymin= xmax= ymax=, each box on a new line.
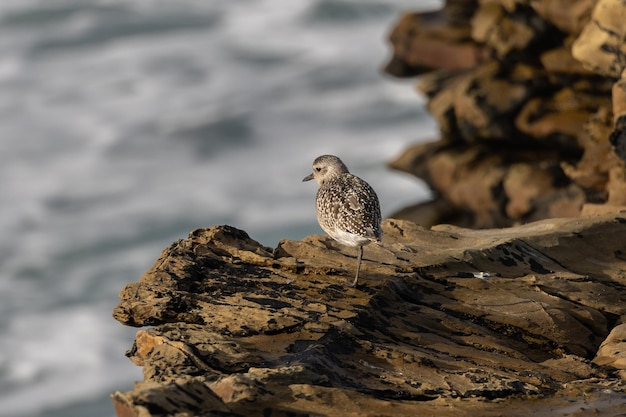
xmin=315 ymin=167 xmax=321 ymax=172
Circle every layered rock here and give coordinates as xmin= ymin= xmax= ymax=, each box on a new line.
xmin=386 ymin=0 xmax=626 ymax=228
xmin=112 ymin=213 xmax=626 ymax=416
xmin=109 ymin=2 xmax=626 ymax=415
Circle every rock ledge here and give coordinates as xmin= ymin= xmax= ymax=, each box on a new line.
xmin=112 ymin=213 xmax=626 ymax=416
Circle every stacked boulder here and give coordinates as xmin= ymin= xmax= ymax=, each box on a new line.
xmin=386 ymin=0 xmax=626 ymax=228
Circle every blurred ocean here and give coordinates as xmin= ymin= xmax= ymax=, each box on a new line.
xmin=0 ymin=1 xmax=439 ymax=416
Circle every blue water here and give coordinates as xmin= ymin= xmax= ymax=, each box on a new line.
xmin=0 ymin=1 xmax=439 ymax=416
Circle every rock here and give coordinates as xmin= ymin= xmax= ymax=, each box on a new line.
xmin=530 ymin=0 xmax=595 ymax=35
xmin=540 ymin=41 xmax=595 ymax=76
xmin=572 ymin=0 xmax=626 ymax=78
xmin=610 ymin=114 xmax=626 ymax=162
xmin=561 ymin=106 xmax=619 ymax=192
xmin=384 ymin=10 xmax=489 ymax=77
xmin=470 ymin=1 xmax=560 ymax=59
xmin=112 ymin=214 xmax=626 ymax=416
xmin=594 ymin=323 xmax=626 ymax=370
xmin=388 ymin=141 xmax=583 ymax=227
xmin=515 ymin=87 xmax=609 ymax=149
xmin=385 ymin=0 xmax=626 ymax=228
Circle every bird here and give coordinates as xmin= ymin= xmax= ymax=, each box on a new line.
xmin=303 ymin=155 xmax=382 ymax=286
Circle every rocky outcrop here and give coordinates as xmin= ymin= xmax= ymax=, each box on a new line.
xmin=385 ymin=0 xmax=626 ymax=228
xmin=109 ymin=2 xmax=626 ymax=415
xmin=112 ymin=213 xmax=626 ymax=416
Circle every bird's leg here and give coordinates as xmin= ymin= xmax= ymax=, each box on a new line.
xmin=350 ymin=246 xmax=363 ymax=287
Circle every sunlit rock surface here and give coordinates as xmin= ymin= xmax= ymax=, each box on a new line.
xmin=112 ymin=214 xmax=626 ymax=416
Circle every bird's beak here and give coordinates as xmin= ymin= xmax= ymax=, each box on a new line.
xmin=302 ymin=173 xmax=314 ymax=182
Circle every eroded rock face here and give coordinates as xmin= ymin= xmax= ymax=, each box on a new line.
xmin=112 ymin=214 xmax=626 ymax=416
xmin=385 ymin=0 xmax=626 ymax=228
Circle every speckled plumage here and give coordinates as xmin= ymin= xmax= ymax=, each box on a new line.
xmin=303 ymin=155 xmax=382 ymax=286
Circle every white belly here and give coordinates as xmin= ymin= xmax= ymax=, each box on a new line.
xmin=324 ymin=227 xmax=374 ymax=247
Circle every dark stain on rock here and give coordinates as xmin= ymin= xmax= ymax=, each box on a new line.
xmin=499 ymin=256 xmax=517 ymax=267
xmin=242 ymin=296 xmax=293 ymax=310
xmin=529 ymin=258 xmax=552 ymax=274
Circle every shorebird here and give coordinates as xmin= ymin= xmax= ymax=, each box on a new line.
xmin=303 ymin=155 xmax=382 ymax=286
